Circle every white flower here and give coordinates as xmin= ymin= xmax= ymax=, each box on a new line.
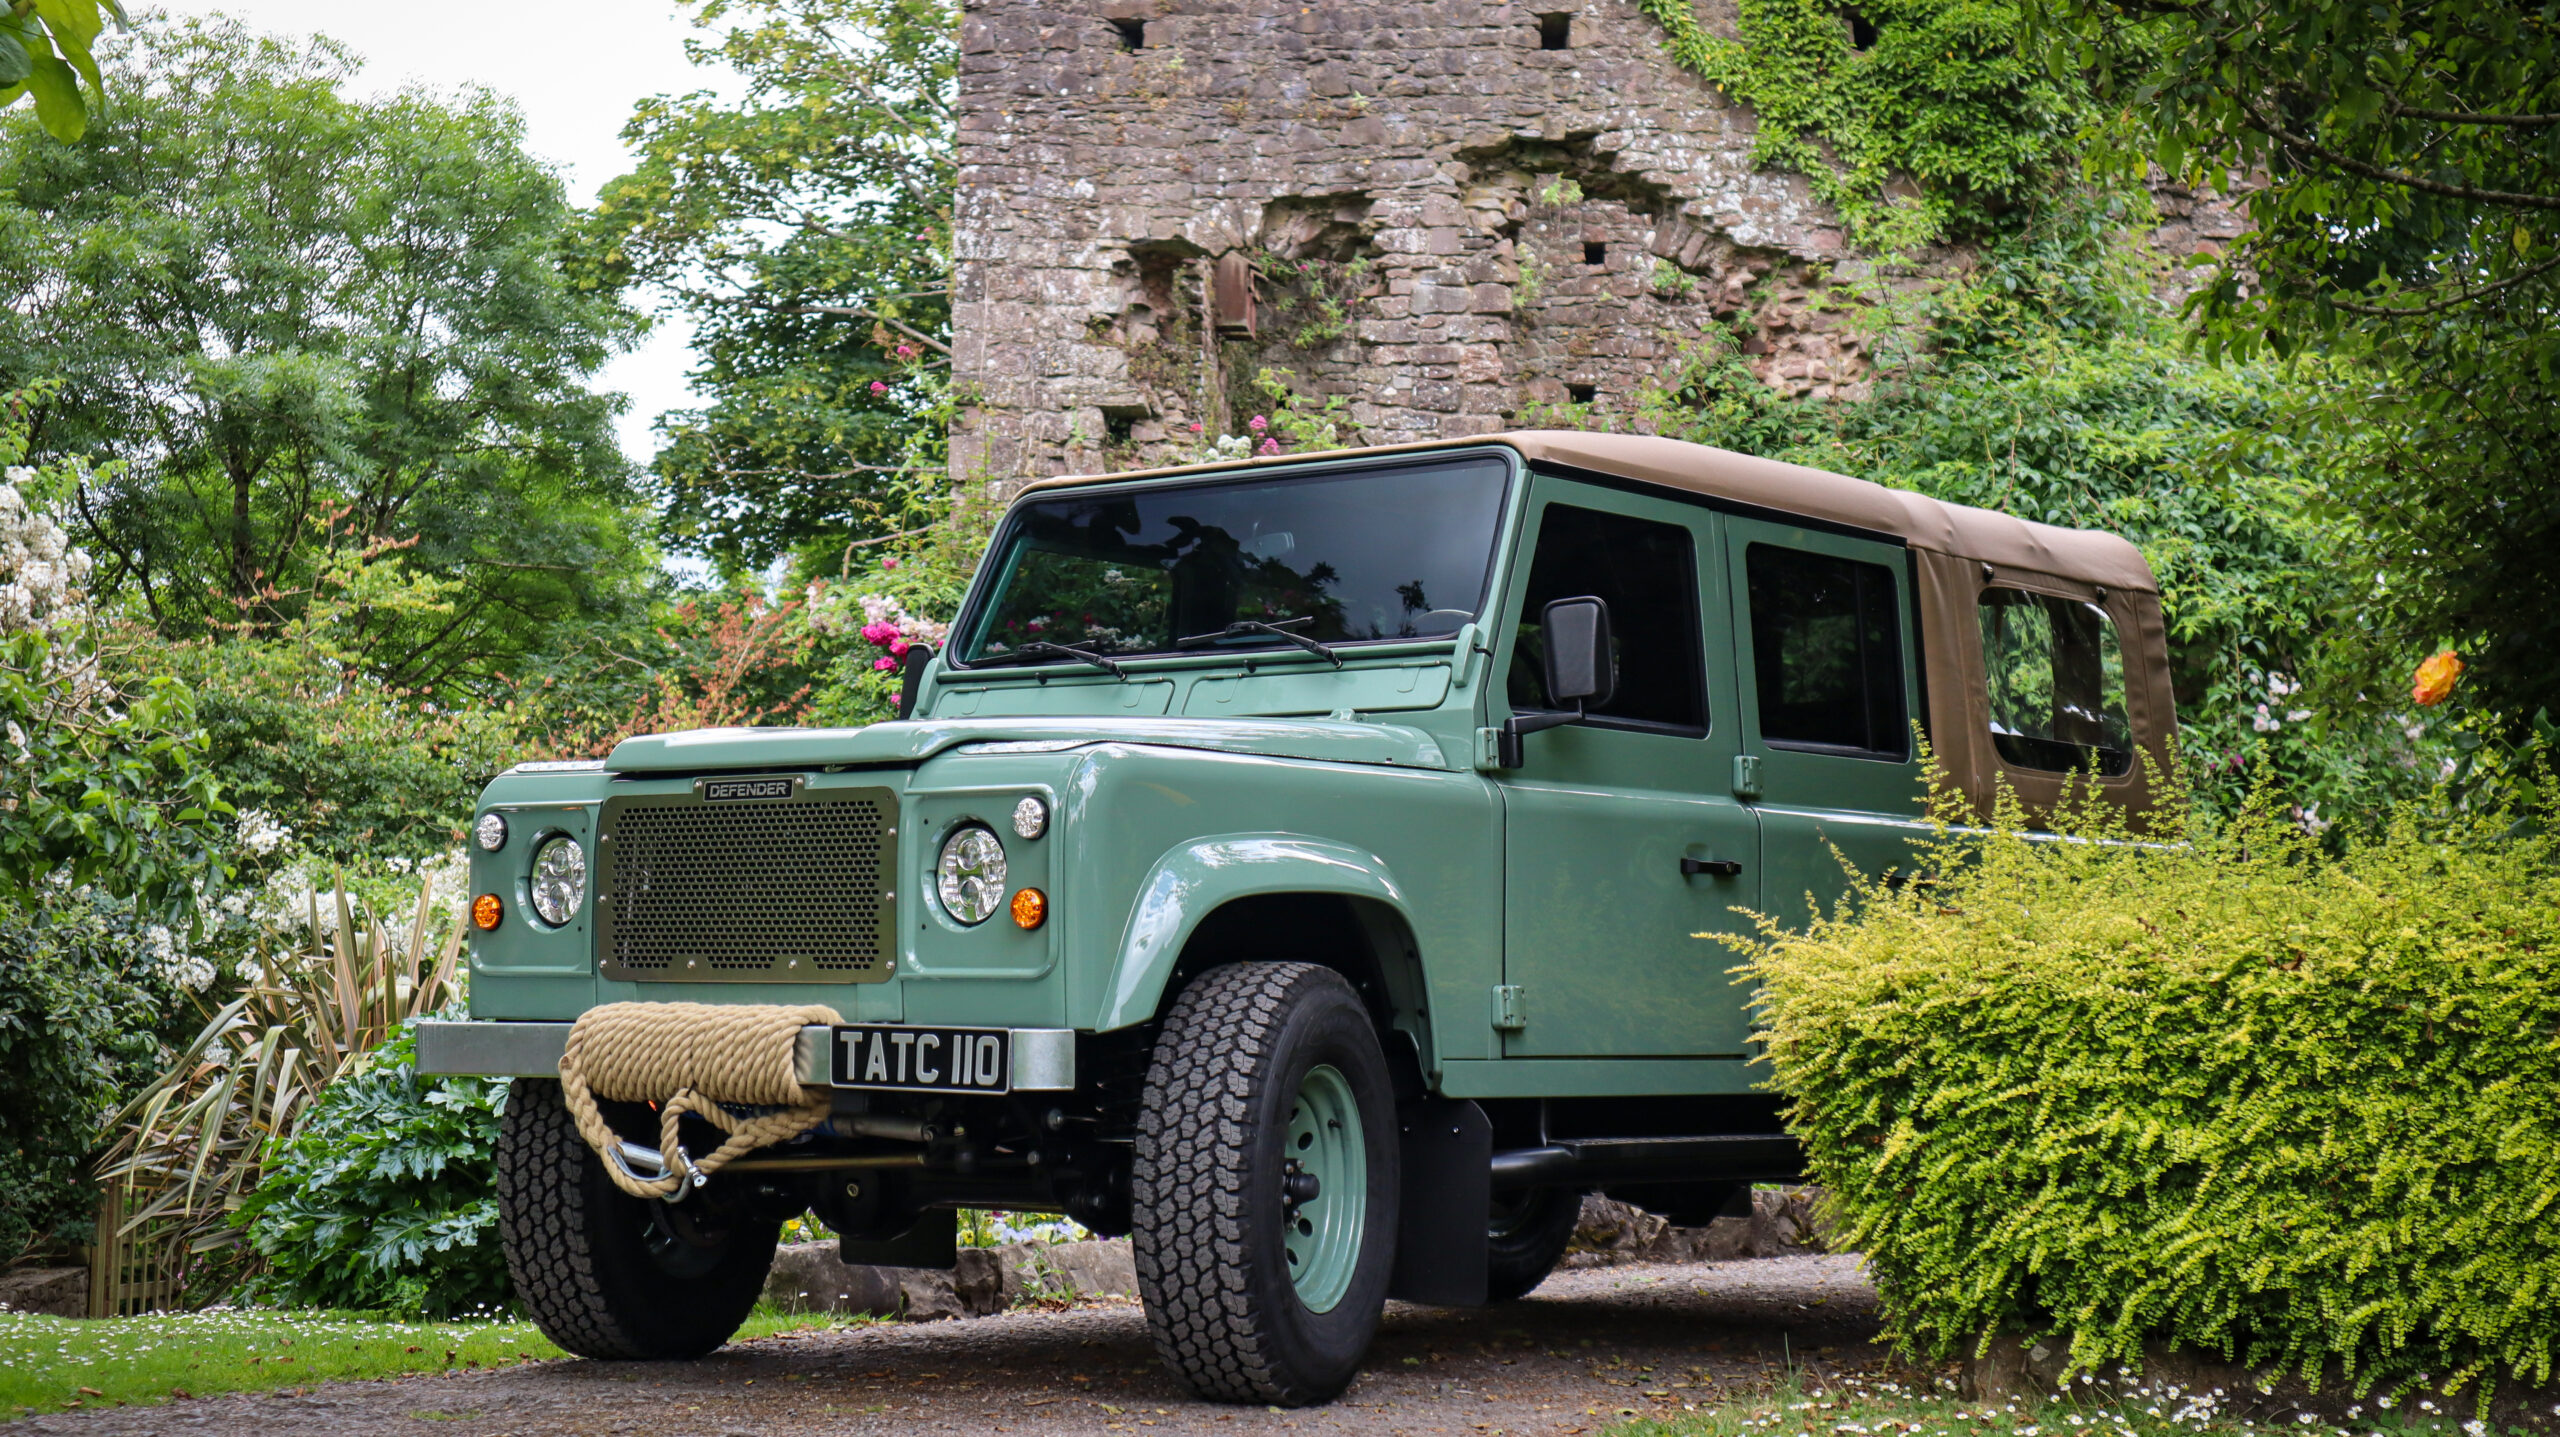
xmin=2286 ymin=709 xmax=2312 ymax=723
xmin=234 ymin=809 xmax=293 ymax=858
xmin=2252 ymin=704 xmax=2280 ymax=733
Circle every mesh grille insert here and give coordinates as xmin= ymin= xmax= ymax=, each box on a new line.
xmin=599 ymin=791 xmax=892 ymax=980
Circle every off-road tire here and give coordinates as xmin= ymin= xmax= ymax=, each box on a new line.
xmin=496 ymin=1078 xmax=779 ymax=1360
xmin=1484 ymin=1187 xmax=1582 ymax=1301
xmin=1132 ymin=963 xmax=1400 ymax=1406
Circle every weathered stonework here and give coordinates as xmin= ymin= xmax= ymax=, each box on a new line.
xmin=950 ymin=0 xmax=2248 ymax=485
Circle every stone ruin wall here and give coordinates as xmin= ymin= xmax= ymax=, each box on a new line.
xmin=950 ymin=0 xmax=2249 ymax=487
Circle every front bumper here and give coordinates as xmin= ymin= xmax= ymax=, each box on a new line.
xmin=413 ymin=1018 xmax=1077 ymax=1091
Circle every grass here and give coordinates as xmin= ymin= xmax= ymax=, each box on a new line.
xmin=1603 ymin=1368 xmax=2540 ymax=1437
xmin=0 ymin=1302 xmax=885 ymax=1418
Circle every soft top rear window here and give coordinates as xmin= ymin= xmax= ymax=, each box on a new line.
xmin=1979 ymin=587 xmax=2133 ymax=777
xmin=958 ymin=456 xmax=1511 ymax=664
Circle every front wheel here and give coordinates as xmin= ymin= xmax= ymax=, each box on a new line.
xmin=496 ymin=1078 xmax=779 ymax=1359
xmin=1132 ymin=963 xmax=1400 ymax=1406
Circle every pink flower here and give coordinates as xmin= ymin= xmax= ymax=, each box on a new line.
xmin=1258 ymin=437 xmax=1280 ymax=455
xmin=889 ymin=639 xmax=910 ymax=657
xmin=873 ymin=656 xmax=897 ymax=672
xmin=895 ymin=344 xmax=916 ymax=359
xmin=881 ymin=556 xmax=901 ymax=570
xmin=870 ymin=380 xmax=889 ymax=396
xmin=1190 ymin=422 xmax=1204 ymax=432
xmin=861 ymin=621 xmax=898 ymax=645
xmin=1247 ymin=415 xmax=1268 ymax=434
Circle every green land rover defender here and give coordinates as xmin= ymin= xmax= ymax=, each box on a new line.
xmin=419 ymin=432 xmax=2173 ymax=1405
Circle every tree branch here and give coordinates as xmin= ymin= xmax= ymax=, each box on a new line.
xmin=2328 ymin=252 xmax=2560 ymax=317
xmin=2240 ymin=94 xmax=2560 ymax=210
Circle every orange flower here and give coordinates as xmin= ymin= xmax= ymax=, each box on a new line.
xmin=2412 ymin=649 xmax=2463 ymax=706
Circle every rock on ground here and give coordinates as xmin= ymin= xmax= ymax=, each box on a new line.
xmin=764 ymin=1238 xmax=1140 ymax=1321
xmin=0 ymin=1267 xmax=87 ymax=1318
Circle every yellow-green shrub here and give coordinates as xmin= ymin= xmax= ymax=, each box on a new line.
xmin=1747 ymin=783 xmax=2560 ymax=1399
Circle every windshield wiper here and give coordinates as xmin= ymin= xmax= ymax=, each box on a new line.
xmin=1175 ymin=616 xmax=1343 ymax=668
xmin=982 ymin=640 xmax=1128 ymax=678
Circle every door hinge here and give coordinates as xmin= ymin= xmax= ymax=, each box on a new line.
xmin=1732 ymin=753 xmax=1764 ymax=801
xmin=1491 ymin=984 xmax=1527 ymax=1032
xmin=1474 ymin=726 xmax=1507 ymax=771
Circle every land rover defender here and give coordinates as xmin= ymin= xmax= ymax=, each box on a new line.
xmin=419 ymin=432 xmax=2173 ymax=1405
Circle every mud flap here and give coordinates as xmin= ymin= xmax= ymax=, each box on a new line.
xmin=1387 ymin=1096 xmax=1490 ymax=1306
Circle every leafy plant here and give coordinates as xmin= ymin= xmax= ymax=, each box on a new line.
xmin=234 ymin=1022 xmax=510 ymax=1317
xmin=1745 ymin=770 xmax=2560 ymax=1400
xmin=97 ymin=880 xmax=466 ymax=1296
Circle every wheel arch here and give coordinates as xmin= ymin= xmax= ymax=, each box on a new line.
xmin=1091 ymin=833 xmax=1432 ymax=1077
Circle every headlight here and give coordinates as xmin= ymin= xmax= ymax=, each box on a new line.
xmin=529 ymin=836 xmax=587 ymax=926
xmin=475 ymin=812 xmax=508 ymax=851
xmin=936 ymin=825 xmax=1007 ymax=925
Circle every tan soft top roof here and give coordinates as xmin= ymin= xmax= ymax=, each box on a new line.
xmin=1021 ymin=430 xmax=2158 ymax=594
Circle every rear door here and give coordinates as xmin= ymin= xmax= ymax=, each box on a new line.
xmin=1495 ymin=477 xmax=1760 ymax=1059
xmin=1722 ymin=516 xmax=1930 ymax=928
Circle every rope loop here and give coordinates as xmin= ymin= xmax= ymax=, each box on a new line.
xmin=557 ymin=1001 xmax=841 ymax=1201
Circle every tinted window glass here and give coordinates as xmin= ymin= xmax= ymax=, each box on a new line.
xmin=964 ymin=457 xmax=1507 ymax=662
xmin=1744 ymin=544 xmax=1906 ymax=756
xmin=1508 ymin=503 xmax=1705 ymax=731
xmin=1978 ymin=588 xmax=2132 ymax=776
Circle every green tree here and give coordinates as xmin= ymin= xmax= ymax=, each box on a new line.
xmin=2034 ymin=0 xmax=2560 ymax=728
xmin=0 ymin=17 xmax=654 ymax=697
xmin=584 ymin=0 xmax=954 ymax=576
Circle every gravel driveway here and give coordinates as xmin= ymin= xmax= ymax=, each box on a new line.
xmin=29 ymin=1255 xmax=1880 ymax=1436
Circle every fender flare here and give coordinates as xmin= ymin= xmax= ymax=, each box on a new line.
xmin=1092 ymin=832 xmax=1416 ymax=1034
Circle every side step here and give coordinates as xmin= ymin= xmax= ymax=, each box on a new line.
xmin=1488 ymin=1134 xmax=1801 ymax=1189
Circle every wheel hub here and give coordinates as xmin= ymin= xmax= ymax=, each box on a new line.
xmin=1279 ymin=1063 xmax=1366 ymax=1313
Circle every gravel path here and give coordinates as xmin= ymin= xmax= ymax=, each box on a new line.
xmin=29 ymin=1256 xmax=1881 ymax=1436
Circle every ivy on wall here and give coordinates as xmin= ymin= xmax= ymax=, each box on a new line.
xmin=1633 ymin=0 xmax=2092 ymax=247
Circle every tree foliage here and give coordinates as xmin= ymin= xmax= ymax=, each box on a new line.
xmin=0 ymin=17 xmax=653 ymax=696
xmin=583 ymin=0 xmax=954 ymax=575
xmin=2034 ymin=0 xmax=2560 ymax=729
xmin=0 ymin=0 xmax=126 ymax=142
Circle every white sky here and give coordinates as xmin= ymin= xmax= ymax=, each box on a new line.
xmin=154 ymin=0 xmax=731 ymax=467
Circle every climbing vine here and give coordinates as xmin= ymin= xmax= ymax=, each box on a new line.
xmin=1633 ymin=0 xmax=2095 ymax=248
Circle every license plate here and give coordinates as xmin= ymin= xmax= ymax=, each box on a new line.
xmin=828 ymin=1024 xmax=1011 ymax=1094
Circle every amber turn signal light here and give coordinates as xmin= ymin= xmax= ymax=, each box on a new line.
xmin=1010 ymin=887 xmax=1047 ymax=930
xmin=471 ymin=893 xmax=504 ymax=931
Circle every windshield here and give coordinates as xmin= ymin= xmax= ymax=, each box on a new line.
xmin=958 ymin=455 xmax=1511 ymax=664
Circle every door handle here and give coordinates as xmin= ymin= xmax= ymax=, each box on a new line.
xmin=1680 ymin=856 xmax=1743 ymax=878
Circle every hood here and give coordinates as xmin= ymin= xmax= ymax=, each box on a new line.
xmin=605 ymin=715 xmax=1456 ymax=774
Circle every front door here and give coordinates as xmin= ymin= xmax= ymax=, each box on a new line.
xmin=1722 ymin=516 xmax=1930 ymax=929
xmin=1496 ymin=479 xmax=1760 ymax=1059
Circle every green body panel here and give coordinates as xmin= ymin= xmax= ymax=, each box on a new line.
xmin=1489 ymin=477 xmax=1763 ymax=1059
xmin=464 ymin=445 xmax=1945 ymax=1100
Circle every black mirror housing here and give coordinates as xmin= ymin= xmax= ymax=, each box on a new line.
xmin=895 ymin=643 xmax=936 ymax=720
xmin=1539 ymin=595 xmax=1615 ymax=708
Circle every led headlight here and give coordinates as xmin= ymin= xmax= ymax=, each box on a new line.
xmin=936 ymin=825 xmax=1007 ymax=925
xmin=1011 ymin=795 xmax=1048 ymax=840
xmin=529 ymin=835 xmax=587 ymax=926
xmin=475 ymin=812 xmax=508 ymax=851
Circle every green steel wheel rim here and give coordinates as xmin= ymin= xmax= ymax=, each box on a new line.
xmin=1280 ymin=1062 xmax=1366 ymax=1313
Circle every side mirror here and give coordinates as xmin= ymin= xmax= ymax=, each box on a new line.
xmin=895 ymin=643 xmax=936 ymax=721
xmin=1539 ymin=595 xmax=1615 ymax=709
xmin=1497 ymin=595 xmax=1616 ymax=768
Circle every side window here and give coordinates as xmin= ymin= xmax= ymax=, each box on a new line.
xmin=1978 ymin=588 xmax=2133 ymax=776
xmin=1744 ymin=544 xmax=1907 ymax=757
xmin=1508 ymin=502 xmax=1706 ymax=731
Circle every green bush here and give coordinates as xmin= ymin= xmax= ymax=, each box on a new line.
xmin=235 ymin=1023 xmax=511 ymax=1316
xmin=0 ymin=902 xmax=174 ymax=1260
xmin=1748 ymin=780 xmax=2560 ymax=1400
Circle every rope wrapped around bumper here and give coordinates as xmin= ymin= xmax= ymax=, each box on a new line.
xmin=557 ymin=1001 xmax=842 ymax=1201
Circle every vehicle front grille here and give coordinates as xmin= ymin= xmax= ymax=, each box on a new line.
xmin=595 ymin=784 xmax=898 ymax=983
